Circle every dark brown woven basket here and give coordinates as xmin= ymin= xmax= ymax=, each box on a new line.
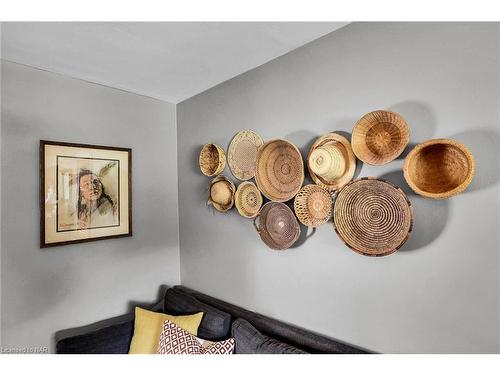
xmin=253 ymin=202 xmax=300 ymax=250
xmin=333 ymin=177 xmax=413 ymax=257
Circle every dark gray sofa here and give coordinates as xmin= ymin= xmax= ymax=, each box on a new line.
xmin=55 ymin=285 xmax=371 ymax=354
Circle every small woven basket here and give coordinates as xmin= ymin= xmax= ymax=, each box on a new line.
xmin=253 ymin=202 xmax=300 ymax=250
xmin=255 ymin=139 xmax=304 ymax=202
xmin=294 ymin=184 xmax=332 ymax=227
xmin=403 ymin=139 xmax=474 ymax=199
xmin=307 ymin=133 xmax=356 ymax=192
xmin=207 ymin=175 xmax=235 ymax=213
xmin=333 ymin=178 xmax=413 ymax=257
xmin=228 ymin=130 xmax=264 ymax=181
xmin=352 ymin=110 xmax=410 ymax=165
xmin=199 ymin=143 xmax=226 ymax=177
xmin=235 ymin=181 xmax=263 ymax=218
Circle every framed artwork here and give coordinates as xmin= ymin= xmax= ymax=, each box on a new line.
xmin=40 ymin=140 xmax=132 ymax=247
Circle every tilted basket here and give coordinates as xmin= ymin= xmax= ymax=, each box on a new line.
xmin=307 ymin=133 xmax=356 ymax=192
xmin=199 ymin=143 xmax=226 ymax=177
xmin=403 ymin=138 xmax=474 ymax=199
xmin=352 ymin=110 xmax=410 ymax=165
xmin=253 ymin=202 xmax=300 ymax=250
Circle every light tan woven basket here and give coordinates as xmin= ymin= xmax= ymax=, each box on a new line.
xmin=333 ymin=178 xmax=413 ymax=257
xmin=228 ymin=130 xmax=264 ymax=181
xmin=294 ymin=184 xmax=332 ymax=227
xmin=235 ymin=181 xmax=263 ymax=218
xmin=253 ymin=202 xmax=300 ymax=250
xmin=207 ymin=175 xmax=235 ymax=213
xmin=352 ymin=110 xmax=410 ymax=165
xmin=307 ymin=133 xmax=356 ymax=192
xmin=255 ymin=139 xmax=304 ymax=202
xmin=199 ymin=143 xmax=226 ymax=177
xmin=403 ymin=139 xmax=474 ymax=199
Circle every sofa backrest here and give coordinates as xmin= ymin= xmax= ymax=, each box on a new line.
xmin=172 ymin=285 xmax=371 ymax=354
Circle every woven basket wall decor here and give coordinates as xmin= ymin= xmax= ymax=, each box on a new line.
xmin=403 ymin=139 xmax=475 ymax=199
xmin=352 ymin=110 xmax=410 ymax=165
xmin=228 ymin=130 xmax=264 ymax=181
xmin=255 ymin=139 xmax=304 ymax=202
xmin=199 ymin=143 xmax=226 ymax=176
xmin=253 ymin=202 xmax=300 ymax=250
xmin=333 ymin=178 xmax=413 ymax=257
xmin=294 ymin=184 xmax=332 ymax=227
xmin=307 ymin=133 xmax=356 ymax=192
xmin=235 ymin=181 xmax=263 ymax=218
xmin=207 ymin=175 xmax=235 ymax=213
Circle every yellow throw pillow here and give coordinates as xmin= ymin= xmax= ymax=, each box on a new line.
xmin=128 ymin=307 xmax=203 ymax=354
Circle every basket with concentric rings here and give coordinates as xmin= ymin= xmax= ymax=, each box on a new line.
xmin=199 ymin=143 xmax=226 ymax=177
xmin=253 ymin=202 xmax=300 ymax=250
xmin=235 ymin=181 xmax=263 ymax=218
xmin=307 ymin=132 xmax=357 ymax=192
xmin=294 ymin=184 xmax=332 ymax=227
xmin=333 ymin=177 xmax=413 ymax=256
xmin=255 ymin=139 xmax=304 ymax=202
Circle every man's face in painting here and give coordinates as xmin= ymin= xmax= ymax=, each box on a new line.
xmin=79 ymin=173 xmax=103 ymax=202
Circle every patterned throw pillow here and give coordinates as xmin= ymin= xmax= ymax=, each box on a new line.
xmin=157 ymin=320 xmax=235 ymax=355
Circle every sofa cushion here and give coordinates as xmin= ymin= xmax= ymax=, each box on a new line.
xmin=164 ymin=288 xmax=231 ymax=340
xmin=231 ymin=318 xmax=307 ymax=354
xmin=157 ymin=320 xmax=235 ymax=355
xmin=57 ymin=320 xmax=134 ymax=354
xmin=128 ymin=307 xmax=204 ymax=354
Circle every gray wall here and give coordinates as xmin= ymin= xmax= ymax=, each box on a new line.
xmin=1 ymin=61 xmax=180 ymax=352
xmin=177 ymin=23 xmax=500 ymax=353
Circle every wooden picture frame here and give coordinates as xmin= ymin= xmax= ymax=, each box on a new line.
xmin=40 ymin=140 xmax=132 ymax=247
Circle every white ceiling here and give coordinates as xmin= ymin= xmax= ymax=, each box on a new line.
xmin=1 ymin=22 xmax=348 ymax=103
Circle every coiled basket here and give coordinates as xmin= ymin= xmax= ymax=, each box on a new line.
xmin=253 ymin=202 xmax=300 ymax=250
xmin=333 ymin=178 xmax=413 ymax=257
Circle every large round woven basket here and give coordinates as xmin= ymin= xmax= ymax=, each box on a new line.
xmin=199 ymin=143 xmax=226 ymax=176
xmin=207 ymin=175 xmax=235 ymax=213
xmin=253 ymin=202 xmax=300 ymax=250
xmin=403 ymin=139 xmax=475 ymax=199
xmin=307 ymin=133 xmax=356 ymax=192
xmin=228 ymin=130 xmax=264 ymax=181
xmin=255 ymin=139 xmax=304 ymax=202
xmin=235 ymin=181 xmax=263 ymax=218
xmin=352 ymin=110 xmax=410 ymax=165
xmin=294 ymin=184 xmax=332 ymax=227
xmin=333 ymin=178 xmax=413 ymax=257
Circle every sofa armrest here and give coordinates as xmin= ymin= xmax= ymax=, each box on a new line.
xmin=55 ymin=300 xmax=164 ymax=354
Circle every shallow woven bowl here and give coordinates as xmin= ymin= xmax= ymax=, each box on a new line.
xmin=294 ymin=184 xmax=332 ymax=227
xmin=333 ymin=178 xmax=413 ymax=257
xmin=352 ymin=110 xmax=410 ymax=165
xmin=403 ymin=139 xmax=475 ymax=199
xmin=307 ymin=133 xmax=356 ymax=192
xmin=207 ymin=175 xmax=235 ymax=212
xmin=228 ymin=130 xmax=264 ymax=181
xmin=199 ymin=143 xmax=226 ymax=176
xmin=253 ymin=202 xmax=300 ymax=250
xmin=235 ymin=181 xmax=263 ymax=218
xmin=255 ymin=139 xmax=304 ymax=202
